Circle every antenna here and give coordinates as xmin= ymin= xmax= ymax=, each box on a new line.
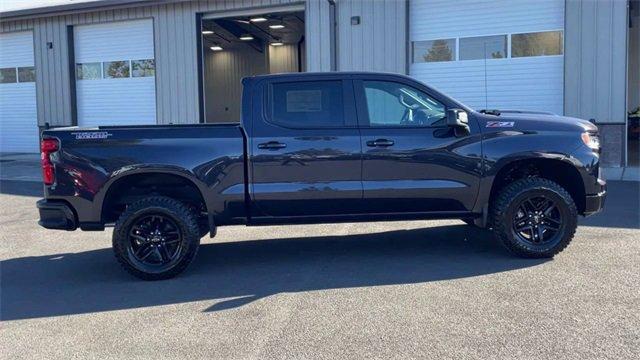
xmin=484 ymin=42 xmax=488 ymax=110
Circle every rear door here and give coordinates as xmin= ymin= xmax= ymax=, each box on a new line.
xmin=354 ymin=76 xmax=482 ymax=213
xmin=248 ymin=76 xmax=363 ymax=217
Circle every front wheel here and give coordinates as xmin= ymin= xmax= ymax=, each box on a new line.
xmin=113 ymin=196 xmax=201 ymax=280
xmin=491 ymin=178 xmax=578 ymax=258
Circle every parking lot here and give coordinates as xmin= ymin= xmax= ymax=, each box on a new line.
xmin=1 ymin=179 xmax=638 ymax=359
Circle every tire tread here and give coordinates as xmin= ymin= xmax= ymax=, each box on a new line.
xmin=112 ymin=196 xmax=200 ymax=280
xmin=491 ymin=177 xmax=578 ymax=258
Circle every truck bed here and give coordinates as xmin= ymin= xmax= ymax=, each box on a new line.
xmin=42 ymin=123 xmax=247 ymax=226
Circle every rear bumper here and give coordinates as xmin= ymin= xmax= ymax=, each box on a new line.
xmin=583 ymin=178 xmax=606 ymax=216
xmin=37 ymin=199 xmax=77 ymax=230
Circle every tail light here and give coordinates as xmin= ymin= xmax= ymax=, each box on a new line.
xmin=41 ymin=138 xmax=59 ymax=185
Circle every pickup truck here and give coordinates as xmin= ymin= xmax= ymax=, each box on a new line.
xmin=37 ymin=72 xmax=606 ymax=280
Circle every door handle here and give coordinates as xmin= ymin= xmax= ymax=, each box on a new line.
xmin=366 ymin=139 xmax=395 ymax=147
xmin=258 ymin=141 xmax=287 ymax=150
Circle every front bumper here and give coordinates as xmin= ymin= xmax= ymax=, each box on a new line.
xmin=583 ymin=178 xmax=606 ymax=216
xmin=37 ymin=199 xmax=77 ymax=230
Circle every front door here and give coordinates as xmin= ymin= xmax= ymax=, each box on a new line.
xmin=354 ymin=77 xmax=482 ymax=214
xmin=249 ymin=77 xmax=362 ymax=217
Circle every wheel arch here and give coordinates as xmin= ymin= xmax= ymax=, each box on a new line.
xmin=95 ymin=168 xmax=212 ymax=225
xmin=486 ymin=155 xmax=587 ymax=215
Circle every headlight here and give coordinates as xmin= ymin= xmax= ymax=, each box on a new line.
xmin=581 ymin=132 xmax=600 ymax=151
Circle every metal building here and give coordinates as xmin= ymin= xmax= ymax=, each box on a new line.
xmin=0 ymin=0 xmax=636 ymax=167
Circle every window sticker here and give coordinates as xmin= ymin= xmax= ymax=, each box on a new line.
xmin=286 ymin=90 xmax=322 ymax=112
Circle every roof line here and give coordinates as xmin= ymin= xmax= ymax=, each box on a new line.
xmin=0 ymin=0 xmax=176 ymax=21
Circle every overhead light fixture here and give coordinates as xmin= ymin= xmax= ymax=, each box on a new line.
xmin=250 ymin=17 xmax=267 ymax=22
xmin=210 ymin=45 xmax=223 ymax=51
xmin=269 ymin=23 xmax=285 ymax=29
xmin=202 ymin=30 xmax=214 ymax=35
xmin=239 ymin=34 xmax=254 ymax=41
xmin=270 ymin=42 xmax=284 ymax=46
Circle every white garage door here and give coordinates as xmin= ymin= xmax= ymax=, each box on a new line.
xmin=0 ymin=31 xmax=38 ymax=153
xmin=410 ymin=0 xmax=565 ymax=114
xmin=74 ymin=19 xmax=156 ymax=127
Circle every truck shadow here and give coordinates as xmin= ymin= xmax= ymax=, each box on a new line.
xmin=1 ymin=225 xmax=547 ymax=320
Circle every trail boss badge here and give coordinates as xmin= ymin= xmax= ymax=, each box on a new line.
xmin=72 ymin=131 xmax=113 ymax=140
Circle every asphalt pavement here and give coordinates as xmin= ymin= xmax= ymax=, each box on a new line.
xmin=0 ymin=180 xmax=638 ymax=359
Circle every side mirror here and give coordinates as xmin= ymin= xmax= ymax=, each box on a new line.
xmin=446 ymin=109 xmax=470 ymax=136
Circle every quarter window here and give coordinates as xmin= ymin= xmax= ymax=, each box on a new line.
xmin=362 ymin=81 xmax=446 ymax=127
xmin=512 ymin=31 xmax=563 ymax=57
xmin=459 ymin=35 xmax=507 ymax=60
xmin=270 ymin=81 xmax=345 ymax=128
xmin=0 ymin=68 xmax=17 ymax=84
xmin=412 ymin=38 xmax=456 ymax=63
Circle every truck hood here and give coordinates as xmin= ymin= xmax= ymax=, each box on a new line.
xmin=476 ymin=112 xmax=598 ymax=133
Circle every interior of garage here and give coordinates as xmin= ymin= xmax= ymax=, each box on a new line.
xmin=200 ymin=10 xmax=305 ymax=123
xmin=628 ymin=0 xmax=639 ymax=167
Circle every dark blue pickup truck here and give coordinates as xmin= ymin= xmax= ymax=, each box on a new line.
xmin=37 ymin=72 xmax=606 ymax=280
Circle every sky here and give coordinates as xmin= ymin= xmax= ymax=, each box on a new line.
xmin=0 ymin=0 xmax=103 ymax=13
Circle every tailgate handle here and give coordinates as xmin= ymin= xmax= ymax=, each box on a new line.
xmin=258 ymin=141 xmax=287 ymax=150
xmin=366 ymin=139 xmax=395 ymax=147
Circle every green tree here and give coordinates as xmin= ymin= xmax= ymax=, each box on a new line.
xmin=424 ymin=40 xmax=453 ymax=62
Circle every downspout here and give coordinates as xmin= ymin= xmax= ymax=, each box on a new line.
xmin=297 ymin=35 xmax=305 ymax=72
xmin=327 ymin=0 xmax=337 ymax=71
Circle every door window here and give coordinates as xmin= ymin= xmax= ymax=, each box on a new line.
xmin=270 ymin=81 xmax=344 ymax=128
xmin=362 ymin=81 xmax=446 ymax=127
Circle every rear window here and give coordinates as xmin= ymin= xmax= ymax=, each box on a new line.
xmin=270 ymin=81 xmax=344 ymax=128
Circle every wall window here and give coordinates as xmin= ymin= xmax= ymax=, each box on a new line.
xmin=413 ymin=39 xmax=456 ymax=63
xmin=0 ymin=68 xmax=17 ymax=83
xmin=18 ymin=67 xmax=36 ymax=83
xmin=76 ymin=63 xmax=101 ymax=80
xmin=270 ymin=81 xmax=344 ymax=128
xmin=459 ymin=35 xmax=507 ymax=60
xmin=362 ymin=81 xmax=446 ymax=127
xmin=132 ymin=59 xmax=155 ymax=77
xmin=512 ymin=31 xmax=563 ymax=57
xmin=103 ymin=61 xmax=130 ymax=78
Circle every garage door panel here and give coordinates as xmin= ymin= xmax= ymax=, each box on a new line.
xmin=411 ymin=56 xmax=563 ymax=114
xmin=76 ymin=78 xmax=156 ymax=127
xmin=74 ymin=19 xmax=156 ymax=127
xmin=0 ymin=83 xmax=38 ymax=153
xmin=410 ymin=0 xmax=564 ymax=115
xmin=0 ymin=31 xmax=34 ymax=67
xmin=0 ymin=31 xmax=38 ymax=153
xmin=411 ymin=0 xmax=564 ymax=40
xmin=74 ymin=19 xmax=154 ymax=62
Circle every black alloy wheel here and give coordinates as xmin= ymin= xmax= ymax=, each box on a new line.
xmin=127 ymin=214 xmax=183 ymax=270
xmin=511 ymin=195 xmax=564 ymax=247
xmin=491 ymin=177 xmax=578 ymax=258
xmin=113 ymin=196 xmax=202 ymax=280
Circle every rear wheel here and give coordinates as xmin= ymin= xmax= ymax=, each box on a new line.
xmin=113 ymin=196 xmax=201 ymax=280
xmin=491 ymin=178 xmax=577 ymax=258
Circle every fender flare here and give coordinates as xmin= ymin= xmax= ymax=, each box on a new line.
xmin=93 ymin=166 xmax=213 ymax=223
xmin=473 ymin=151 xmax=585 ymax=215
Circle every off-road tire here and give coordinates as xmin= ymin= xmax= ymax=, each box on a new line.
xmin=491 ymin=177 xmax=577 ymax=258
xmin=113 ymin=196 xmax=201 ymax=280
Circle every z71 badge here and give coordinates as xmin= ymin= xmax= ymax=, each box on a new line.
xmin=486 ymin=121 xmax=515 ymax=128
xmin=71 ymin=131 xmax=113 ymax=140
